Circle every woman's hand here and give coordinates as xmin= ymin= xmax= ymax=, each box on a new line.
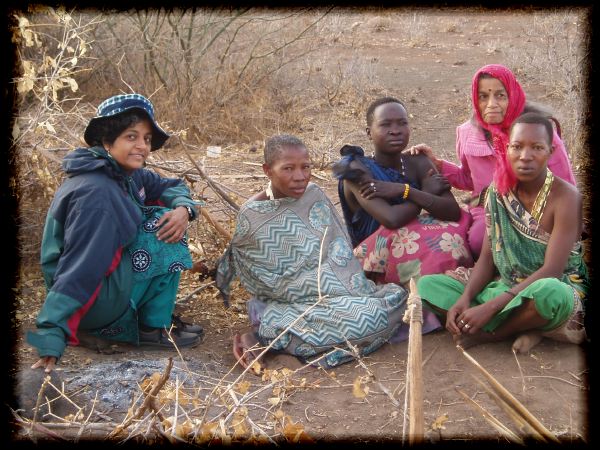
xmin=421 ymin=168 xmax=450 ymax=196
xmin=403 ymin=144 xmax=443 ymax=171
xmin=446 ymin=296 xmax=470 ymax=335
xmin=31 ymin=356 xmax=57 ymax=373
xmin=455 ymin=303 xmax=496 ymax=335
xmin=403 ymin=143 xmax=434 ymax=157
xmin=156 ymin=207 xmax=189 ymax=243
xmin=358 ymin=179 xmax=404 ymax=200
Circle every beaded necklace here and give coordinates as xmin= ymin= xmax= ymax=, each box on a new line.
xmin=372 ymin=154 xmax=406 ymax=179
xmin=530 ymin=171 xmax=554 ymax=223
xmin=265 ymin=181 xmax=275 ymax=200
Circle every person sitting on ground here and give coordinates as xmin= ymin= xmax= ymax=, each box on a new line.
xmin=417 ymin=113 xmax=588 ymax=353
xmin=28 ymin=93 xmax=203 ymax=374
xmin=404 ymin=64 xmax=576 ymax=259
xmin=216 ymin=134 xmax=409 ymax=371
xmin=332 ymin=96 xmax=474 ymax=289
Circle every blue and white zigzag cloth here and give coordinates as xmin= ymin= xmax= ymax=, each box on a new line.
xmin=216 ymin=182 xmax=407 ymax=368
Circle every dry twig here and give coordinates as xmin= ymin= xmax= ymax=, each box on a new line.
xmin=457 ymin=345 xmax=559 ymax=443
xmin=455 ymin=388 xmax=524 ymax=444
xmin=110 ymin=358 xmax=174 ymax=438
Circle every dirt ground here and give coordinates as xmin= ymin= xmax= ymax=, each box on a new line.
xmin=10 ymin=10 xmax=591 ymax=444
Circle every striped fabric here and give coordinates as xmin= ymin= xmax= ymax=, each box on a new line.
xmin=217 ymin=183 xmax=408 ymax=368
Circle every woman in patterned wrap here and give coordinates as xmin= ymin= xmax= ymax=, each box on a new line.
xmin=217 ymin=135 xmax=426 ymax=371
xmin=417 ymin=113 xmax=588 ymax=352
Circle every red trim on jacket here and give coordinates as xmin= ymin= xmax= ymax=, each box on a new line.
xmin=66 ymin=247 xmax=124 ymax=345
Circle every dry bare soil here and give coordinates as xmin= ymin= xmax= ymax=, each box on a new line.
xmin=11 ymin=11 xmax=591 ymax=444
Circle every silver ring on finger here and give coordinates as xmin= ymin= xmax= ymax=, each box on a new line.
xmin=464 ymin=323 xmax=471 ymax=329
xmin=370 ymin=182 xmax=375 ymax=187
xmin=459 ymin=319 xmax=465 ymax=324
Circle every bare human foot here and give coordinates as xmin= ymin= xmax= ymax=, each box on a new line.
xmin=512 ymin=331 xmax=543 ymax=354
xmin=233 ymin=332 xmax=263 ymax=375
xmin=453 ymin=330 xmax=498 ymax=349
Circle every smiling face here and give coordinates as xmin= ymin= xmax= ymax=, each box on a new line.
xmin=104 ymin=119 xmax=152 ymax=172
xmin=477 ymin=76 xmax=509 ymax=125
xmin=263 ymin=144 xmax=312 ymax=199
xmin=507 ymin=122 xmax=553 ymax=182
xmin=367 ymin=102 xmax=410 ymax=154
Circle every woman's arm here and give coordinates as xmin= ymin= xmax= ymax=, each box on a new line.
xmin=403 ymin=123 xmax=478 ymax=192
xmin=137 ymin=169 xmax=197 ymax=243
xmin=411 ymin=155 xmax=462 ymax=221
xmin=344 ymin=178 xmax=421 ymax=229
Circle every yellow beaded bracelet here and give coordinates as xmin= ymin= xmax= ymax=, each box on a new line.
xmin=403 ymin=183 xmax=410 ymax=199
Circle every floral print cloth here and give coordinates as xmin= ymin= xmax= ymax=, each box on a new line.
xmin=354 ymin=210 xmax=474 ymax=286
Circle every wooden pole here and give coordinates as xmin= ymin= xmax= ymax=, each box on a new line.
xmin=458 ymin=346 xmax=559 ymax=443
xmin=179 ymin=141 xmax=240 ymax=212
xmin=152 ymin=165 xmax=232 ymax=241
xmin=455 ymin=388 xmax=524 ymax=444
xmin=200 ymin=207 xmax=232 ymax=241
xmin=407 ymin=278 xmax=424 ymax=444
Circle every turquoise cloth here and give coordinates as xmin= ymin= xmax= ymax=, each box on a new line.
xmin=82 ymin=272 xmax=181 ymax=344
xmin=128 ymin=207 xmax=192 ymax=281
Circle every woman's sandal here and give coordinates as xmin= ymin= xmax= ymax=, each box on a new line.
xmin=232 ymin=332 xmax=262 ymax=375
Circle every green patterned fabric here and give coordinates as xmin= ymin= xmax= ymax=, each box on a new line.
xmin=216 ymin=183 xmax=407 ymax=368
xmin=418 ymin=275 xmax=577 ymax=332
xmin=486 ymin=185 xmax=588 ymax=301
xmin=418 ymin=181 xmax=589 ymax=334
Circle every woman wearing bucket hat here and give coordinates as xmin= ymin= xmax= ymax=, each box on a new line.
xmin=28 ymin=93 xmax=204 ymax=373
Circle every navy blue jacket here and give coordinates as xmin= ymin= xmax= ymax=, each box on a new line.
xmin=27 ymin=146 xmax=197 ymax=359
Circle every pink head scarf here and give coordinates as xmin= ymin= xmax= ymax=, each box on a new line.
xmin=471 ymin=64 xmax=526 ymax=195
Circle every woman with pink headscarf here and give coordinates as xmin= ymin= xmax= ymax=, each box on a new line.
xmin=406 ymin=64 xmax=576 ymax=259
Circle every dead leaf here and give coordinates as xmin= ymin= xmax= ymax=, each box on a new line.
xmin=195 ymin=421 xmax=218 ymax=445
xmin=175 ymin=421 xmax=193 ymax=438
xmin=283 ymin=420 xmax=315 ymax=443
xmin=140 ymin=372 xmax=161 ymax=392
xmin=250 ymin=360 xmax=262 ymax=375
xmin=352 ymin=376 xmax=369 ymax=398
xmin=235 ymin=380 xmax=251 ymax=394
xmin=431 ymin=413 xmax=449 ymax=431
xmin=232 ymin=408 xmax=249 ymax=438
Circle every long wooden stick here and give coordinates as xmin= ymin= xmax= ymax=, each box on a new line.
xmin=179 ymin=141 xmax=240 ymax=212
xmin=471 ymin=374 xmax=542 ymax=440
xmin=200 ymin=207 xmax=232 ymax=240
xmin=457 ymin=346 xmax=559 ymax=443
xmin=406 ymin=278 xmax=423 ymax=444
xmin=455 ymin=388 xmax=524 ymax=444
xmin=151 ymin=165 xmax=232 ymax=241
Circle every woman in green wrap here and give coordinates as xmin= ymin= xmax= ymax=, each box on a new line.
xmin=417 ymin=112 xmax=588 ymax=352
